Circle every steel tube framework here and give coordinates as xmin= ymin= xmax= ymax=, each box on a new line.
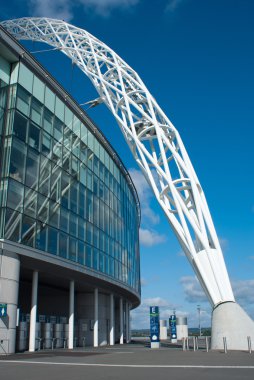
xmin=1 ymin=17 xmax=235 ymax=307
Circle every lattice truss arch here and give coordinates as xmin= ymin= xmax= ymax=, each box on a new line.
xmin=1 ymin=17 xmax=235 ymax=306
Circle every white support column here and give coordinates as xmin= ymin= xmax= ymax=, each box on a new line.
xmin=125 ymin=301 xmax=130 ymax=343
xmin=29 ymin=271 xmax=38 ymax=352
xmin=68 ymin=280 xmax=74 ymax=349
xmin=94 ymin=288 xmax=98 ymax=347
xmin=110 ymin=293 xmax=115 ymax=346
xmin=120 ymin=298 xmax=124 ymax=345
xmin=125 ymin=301 xmax=129 ymax=344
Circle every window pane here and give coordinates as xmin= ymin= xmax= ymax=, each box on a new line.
xmin=45 ymin=87 xmax=55 ymax=113
xmin=5 ymin=208 xmax=21 ymax=241
xmin=69 ymin=212 xmax=77 ymax=236
xmin=93 ymin=248 xmax=98 ymax=270
xmin=9 ymin=138 xmax=26 ymax=182
xmin=7 ymin=179 xmax=24 ymax=212
xmin=61 ymin=171 xmax=69 ymax=209
xmin=78 ymin=184 xmax=85 ymax=219
xmin=19 ymin=64 xmax=33 ymax=92
xmin=86 ymin=190 xmax=93 ymax=223
xmin=69 ymin=238 xmax=77 ymax=262
xmin=60 ymin=207 xmax=69 ymax=233
xmin=59 ymin=232 xmax=68 ymax=259
xmin=48 ymin=201 xmax=59 ymax=228
xmin=24 ymin=187 xmax=37 ymax=218
xmin=16 ymin=86 xmax=30 ymax=117
xmin=50 ymin=164 xmax=61 ymax=203
xmin=80 ymin=141 xmax=87 ymax=163
xmin=73 ymin=117 xmax=80 ymax=138
xmin=78 ymin=217 xmax=86 ymax=241
xmin=37 ymin=193 xmax=48 ymax=224
xmin=86 ymin=222 xmax=93 ymax=245
xmin=35 ymin=222 xmax=47 ymax=251
xmin=48 ymin=227 xmax=58 ymax=255
xmin=39 ymin=156 xmax=51 ymax=197
xmin=25 ymin=149 xmax=39 ymax=189
xmin=70 ymin=181 xmax=78 ymax=213
xmin=30 ymin=97 xmax=42 ymax=126
xmin=65 ymin=107 xmax=73 ymax=128
xmin=41 ymin=131 xmax=51 ymax=157
xmin=55 ymin=97 xmax=65 ymax=122
xmin=86 ymin=245 xmax=92 ymax=268
xmin=32 ymin=75 xmax=45 ymax=103
xmin=13 ymin=111 xmax=27 ymax=142
xmin=43 ymin=108 xmax=54 ymax=134
xmin=99 ymin=252 xmax=104 ymax=272
xmin=52 ymin=140 xmax=62 ymax=165
xmin=28 ymin=122 xmax=40 ymax=150
xmin=21 ymin=215 xmax=35 ymax=247
xmin=78 ymin=240 xmax=85 ymax=265
xmin=54 ymin=117 xmax=63 ymax=141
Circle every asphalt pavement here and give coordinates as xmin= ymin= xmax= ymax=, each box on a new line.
xmin=1 ymin=340 xmax=254 ymax=380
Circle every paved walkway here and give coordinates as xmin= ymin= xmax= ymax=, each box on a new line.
xmin=1 ymin=341 xmax=254 ymax=380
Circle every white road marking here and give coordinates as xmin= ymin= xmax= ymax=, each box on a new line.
xmin=0 ymin=361 xmax=254 ymax=369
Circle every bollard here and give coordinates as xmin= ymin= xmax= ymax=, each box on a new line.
xmin=193 ymin=336 xmax=196 ymax=351
xmin=205 ymin=336 xmax=209 ymax=352
xmin=247 ymin=336 xmax=252 ymax=354
xmin=196 ymin=336 xmax=199 ymax=350
xmin=182 ymin=338 xmax=186 ymax=351
xmin=223 ymin=337 xmax=227 ymax=353
xmin=186 ymin=337 xmax=189 ymax=350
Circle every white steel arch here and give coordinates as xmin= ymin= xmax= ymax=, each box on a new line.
xmin=1 ymin=17 xmax=235 ymax=307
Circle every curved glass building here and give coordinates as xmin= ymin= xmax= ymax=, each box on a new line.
xmin=0 ymin=25 xmax=140 ymax=353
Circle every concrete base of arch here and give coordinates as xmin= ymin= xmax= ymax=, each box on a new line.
xmin=211 ymin=301 xmax=254 ymax=350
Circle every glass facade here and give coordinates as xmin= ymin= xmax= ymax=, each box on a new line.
xmin=0 ymin=57 xmax=140 ymax=294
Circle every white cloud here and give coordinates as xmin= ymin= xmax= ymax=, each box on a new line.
xmin=129 ymin=169 xmax=166 ymax=247
xmin=131 ymin=297 xmax=177 ymax=329
xmin=180 ymin=276 xmax=207 ymax=303
xmin=165 ymin=0 xmax=185 ymax=13
xmin=29 ymin=0 xmax=74 ymax=21
xmin=139 ymin=228 xmax=166 ymax=247
xmin=233 ymin=279 xmax=254 ymax=305
xmin=79 ymin=0 xmax=139 ymax=17
xmin=180 ymin=275 xmax=254 ymax=321
xmin=219 ymin=237 xmax=228 ymax=251
xmin=142 ymin=297 xmax=171 ymax=307
xmin=129 ymin=168 xmax=160 ymax=225
xmin=28 ymin=0 xmax=140 ymax=20
xmin=140 ymin=277 xmax=148 ymax=286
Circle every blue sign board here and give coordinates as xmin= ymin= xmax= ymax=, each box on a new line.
xmin=150 ymin=306 xmax=160 ymax=343
xmin=169 ymin=315 xmax=177 ymax=339
xmin=0 ymin=304 xmax=7 ymax=317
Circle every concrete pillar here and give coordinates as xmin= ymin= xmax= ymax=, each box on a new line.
xmin=29 ymin=271 xmax=38 ymax=352
xmin=125 ymin=301 xmax=129 ymax=343
xmin=94 ymin=288 xmax=98 ymax=347
xmin=68 ymin=280 xmax=74 ymax=349
xmin=176 ymin=316 xmax=188 ymax=340
xmin=110 ymin=293 xmax=114 ymax=345
xmin=160 ymin=320 xmax=168 ymax=340
xmin=0 ymin=250 xmax=20 ymax=354
xmin=119 ymin=298 xmax=124 ymax=344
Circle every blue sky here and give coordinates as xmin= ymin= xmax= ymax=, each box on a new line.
xmin=2 ymin=0 xmax=254 ymax=329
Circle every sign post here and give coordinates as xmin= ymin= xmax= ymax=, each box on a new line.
xmin=169 ymin=314 xmax=177 ymax=343
xmin=0 ymin=304 xmax=7 ymax=318
xmin=150 ymin=306 xmax=160 ymax=348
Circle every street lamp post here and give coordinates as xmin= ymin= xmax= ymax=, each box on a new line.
xmin=197 ymin=305 xmax=201 ymax=337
